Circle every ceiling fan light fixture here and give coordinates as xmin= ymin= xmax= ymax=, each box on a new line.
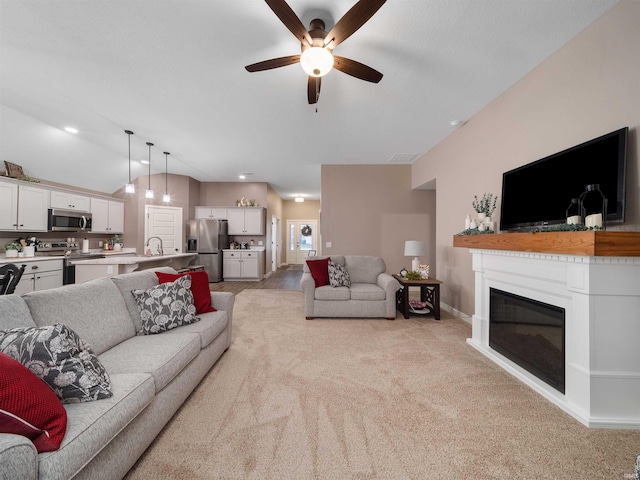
xmin=300 ymin=47 xmax=334 ymax=77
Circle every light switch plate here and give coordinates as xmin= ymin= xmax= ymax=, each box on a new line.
xmin=326 ymin=242 xmax=332 ymax=248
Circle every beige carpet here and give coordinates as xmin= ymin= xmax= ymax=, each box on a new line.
xmin=125 ymin=289 xmax=640 ymax=479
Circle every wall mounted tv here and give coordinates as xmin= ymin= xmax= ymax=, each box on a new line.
xmin=500 ymin=127 xmax=628 ymax=232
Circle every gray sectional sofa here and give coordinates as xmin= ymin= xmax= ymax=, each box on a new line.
xmin=0 ymin=267 xmax=234 ymax=480
xmin=301 ymin=255 xmax=400 ymax=319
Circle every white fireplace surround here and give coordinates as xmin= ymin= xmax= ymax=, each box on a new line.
xmin=467 ymin=249 xmax=640 ymax=429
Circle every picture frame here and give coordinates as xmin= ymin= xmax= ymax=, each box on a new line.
xmin=307 ymin=250 xmax=317 ymax=257
xmin=417 ymin=264 xmax=430 ymax=279
xmin=4 ymin=161 xmax=24 ymax=179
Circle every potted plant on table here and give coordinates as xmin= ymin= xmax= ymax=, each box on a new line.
xmin=4 ymin=242 xmax=21 ymax=258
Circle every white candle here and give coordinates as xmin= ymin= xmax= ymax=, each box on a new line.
xmin=566 ymin=215 xmax=581 ymax=225
xmin=585 ymin=213 xmax=602 ymax=228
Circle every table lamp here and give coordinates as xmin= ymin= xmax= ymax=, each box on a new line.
xmin=404 ymin=240 xmax=426 ymax=272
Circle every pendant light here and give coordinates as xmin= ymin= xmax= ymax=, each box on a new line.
xmin=124 ymin=130 xmax=135 ymax=193
xmin=162 ymin=151 xmax=170 ymax=203
xmin=145 ymin=142 xmax=154 ymax=199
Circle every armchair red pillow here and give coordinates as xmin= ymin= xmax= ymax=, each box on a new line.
xmin=156 ymin=270 xmax=216 ymax=314
xmin=0 ymin=352 xmax=67 ymax=453
xmin=306 ymin=257 xmax=331 ymax=287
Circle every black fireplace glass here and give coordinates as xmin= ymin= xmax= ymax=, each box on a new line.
xmin=489 ymin=288 xmax=565 ymax=394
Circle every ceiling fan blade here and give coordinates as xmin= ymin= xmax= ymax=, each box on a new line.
xmin=333 ymin=56 xmax=383 ymax=83
xmin=245 ymin=55 xmax=301 ymax=72
xmin=307 ymin=76 xmax=321 ymax=104
xmin=264 ymin=0 xmax=312 ymax=45
xmin=324 ymin=0 xmax=387 ymax=48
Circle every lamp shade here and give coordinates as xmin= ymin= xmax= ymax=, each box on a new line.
xmin=404 ymin=241 xmax=426 ymax=257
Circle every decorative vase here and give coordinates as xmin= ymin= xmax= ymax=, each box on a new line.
xmin=5 ymin=249 xmax=18 ymax=258
xmin=477 ymin=212 xmax=487 ymax=222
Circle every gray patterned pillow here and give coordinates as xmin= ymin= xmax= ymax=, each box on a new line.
xmin=132 ymin=275 xmax=200 ymax=335
xmin=0 ymin=323 xmax=112 ymax=403
xmin=328 ymin=260 xmax=351 ymax=287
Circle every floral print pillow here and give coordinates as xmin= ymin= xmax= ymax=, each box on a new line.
xmin=0 ymin=323 xmax=112 ymax=403
xmin=132 ymin=275 xmax=200 ymax=335
xmin=328 ymin=260 xmax=351 ymax=288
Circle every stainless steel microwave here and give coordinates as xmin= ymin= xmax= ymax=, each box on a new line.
xmin=47 ymin=209 xmax=92 ymax=232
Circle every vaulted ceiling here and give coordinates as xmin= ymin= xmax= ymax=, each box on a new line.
xmin=0 ymin=0 xmax=618 ymax=200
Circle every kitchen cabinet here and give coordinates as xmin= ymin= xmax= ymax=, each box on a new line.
xmin=227 ymin=207 xmax=265 ymax=235
xmin=223 ymin=250 xmax=263 ymax=280
xmin=14 ymin=259 xmax=63 ymax=295
xmin=195 ymin=207 xmax=228 ymax=220
xmin=91 ymin=198 xmax=124 ymax=233
xmin=50 ymin=190 xmax=91 ymax=212
xmin=0 ymin=179 xmax=50 ymax=231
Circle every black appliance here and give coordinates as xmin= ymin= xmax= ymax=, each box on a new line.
xmin=499 ymin=127 xmax=628 ymax=231
xmin=48 ymin=209 xmax=92 ymax=232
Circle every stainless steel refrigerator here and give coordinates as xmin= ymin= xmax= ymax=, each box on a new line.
xmin=186 ymin=219 xmax=229 ymax=283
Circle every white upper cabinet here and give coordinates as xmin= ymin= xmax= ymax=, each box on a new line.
xmin=50 ymin=190 xmax=91 ymax=212
xmin=91 ymin=198 xmax=124 ymax=234
xmin=0 ymin=181 xmax=18 ymax=230
xmin=195 ymin=207 xmax=228 ymax=220
xmin=0 ymin=179 xmax=50 ymax=231
xmin=227 ymin=207 xmax=265 ymax=235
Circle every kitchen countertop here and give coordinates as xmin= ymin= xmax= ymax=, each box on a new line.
xmin=223 ymin=247 xmax=265 ymax=252
xmin=70 ymin=253 xmax=195 ymax=265
xmin=0 ymin=255 xmax=63 ymax=264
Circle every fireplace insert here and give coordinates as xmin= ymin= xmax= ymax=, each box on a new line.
xmin=489 ymin=288 xmax=565 ymax=394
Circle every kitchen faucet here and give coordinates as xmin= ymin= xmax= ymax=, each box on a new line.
xmin=145 ymin=236 xmax=164 ymax=256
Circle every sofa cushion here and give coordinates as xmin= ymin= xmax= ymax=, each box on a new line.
xmin=163 ymin=310 xmax=228 ymax=349
xmin=0 ymin=324 xmax=112 ymax=404
xmin=38 ymin=373 xmax=155 ymax=480
xmin=344 ymin=256 xmax=386 ymax=284
xmin=0 ymin=295 xmax=36 ymax=330
xmin=350 ymin=283 xmax=386 ymax=301
xmin=156 ymin=270 xmax=216 ymax=314
xmin=306 ymin=257 xmax=331 ymax=287
xmin=132 ymin=276 xmax=200 ymax=335
xmin=314 ymin=285 xmax=350 ymax=301
xmin=111 ymin=267 xmax=177 ymax=333
xmin=0 ymin=352 xmax=67 ymax=453
xmin=23 ymin=278 xmax=135 ymax=356
xmin=98 ymin=332 xmax=200 ymax=393
xmin=328 ymin=260 xmax=351 ymax=287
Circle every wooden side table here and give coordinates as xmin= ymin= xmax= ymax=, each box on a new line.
xmin=392 ymin=274 xmax=443 ymax=320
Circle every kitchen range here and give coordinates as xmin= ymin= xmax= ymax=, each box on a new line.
xmin=35 ymin=240 xmax=109 ymax=284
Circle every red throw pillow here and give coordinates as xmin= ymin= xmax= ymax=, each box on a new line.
xmin=0 ymin=352 xmax=67 ymax=453
xmin=156 ymin=270 xmax=216 ymax=314
xmin=306 ymin=257 xmax=331 ymax=287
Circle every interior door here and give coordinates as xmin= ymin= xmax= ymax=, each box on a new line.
xmin=144 ymin=205 xmax=183 ymax=254
xmin=286 ymin=220 xmax=317 ymax=265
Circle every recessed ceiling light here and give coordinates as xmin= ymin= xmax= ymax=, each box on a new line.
xmin=239 ymin=174 xmax=246 ymax=179
xmin=140 ymin=159 xmax=149 ymax=165
xmin=295 ymin=197 xmax=304 ymax=203
xmin=64 ymin=127 xmax=78 ymax=134
xmin=239 ymin=172 xmax=253 ymax=180
xmin=449 ymin=119 xmax=467 ymax=128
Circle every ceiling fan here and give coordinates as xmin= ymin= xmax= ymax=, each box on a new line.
xmin=245 ymin=0 xmax=386 ymax=104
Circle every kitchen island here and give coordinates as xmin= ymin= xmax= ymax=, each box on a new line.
xmin=71 ymin=253 xmax=196 ymax=283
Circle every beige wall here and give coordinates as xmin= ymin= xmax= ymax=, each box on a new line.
xmin=265 ymin=185 xmax=283 ymax=272
xmin=411 ymin=0 xmax=640 ymax=317
xmin=321 ymin=164 xmax=436 ymax=275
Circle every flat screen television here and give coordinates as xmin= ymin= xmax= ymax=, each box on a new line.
xmin=500 ymin=127 xmax=628 ymax=231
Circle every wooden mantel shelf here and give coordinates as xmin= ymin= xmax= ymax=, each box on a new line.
xmin=453 ymin=231 xmax=640 ymax=257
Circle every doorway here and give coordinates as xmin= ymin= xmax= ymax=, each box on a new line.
xmin=286 ymin=220 xmax=317 ymax=265
xmin=144 ymin=205 xmax=183 ymax=254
